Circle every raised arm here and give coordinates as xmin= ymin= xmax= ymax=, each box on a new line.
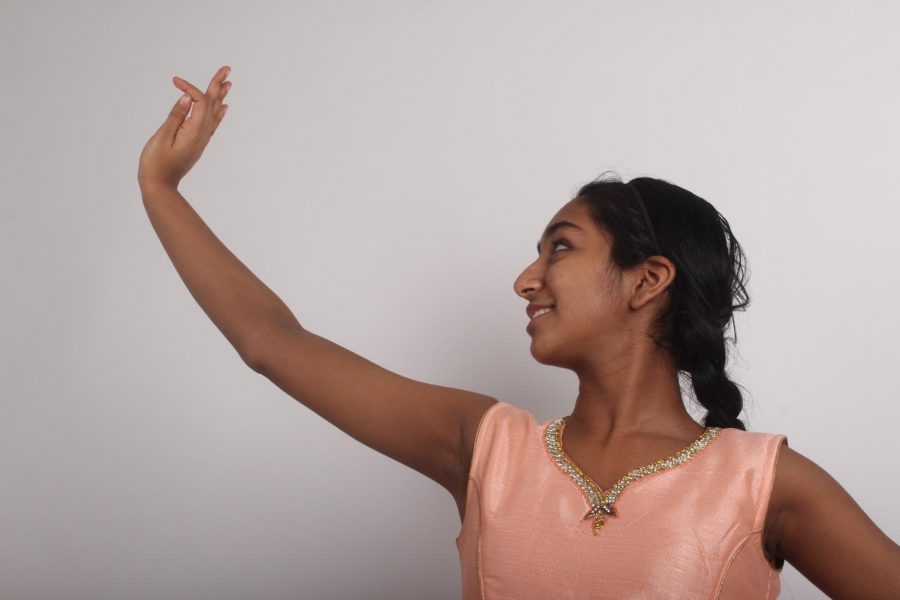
xmin=137 ymin=66 xmax=498 ymax=514
xmin=244 ymin=327 xmax=498 ymax=504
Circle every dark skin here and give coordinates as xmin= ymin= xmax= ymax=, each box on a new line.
xmin=499 ymin=197 xmax=900 ymax=598
xmin=515 ymin=199 xmax=706 ymax=447
xmin=141 ymin=67 xmax=899 ymax=598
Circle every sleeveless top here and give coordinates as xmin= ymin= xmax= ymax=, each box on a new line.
xmin=455 ymin=401 xmax=788 ymax=599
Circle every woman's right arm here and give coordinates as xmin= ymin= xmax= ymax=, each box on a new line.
xmin=139 ymin=67 xmax=498 ymax=505
xmin=245 ymin=327 xmax=498 ymax=500
xmin=142 ymin=184 xmax=496 ymax=500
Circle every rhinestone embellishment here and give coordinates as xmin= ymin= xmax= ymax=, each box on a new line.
xmin=543 ymin=418 xmax=721 ymax=535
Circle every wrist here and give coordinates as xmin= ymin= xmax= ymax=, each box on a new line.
xmin=139 ymin=179 xmax=179 ymax=199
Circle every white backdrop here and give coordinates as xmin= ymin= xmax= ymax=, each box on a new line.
xmin=2 ymin=1 xmax=898 ymax=598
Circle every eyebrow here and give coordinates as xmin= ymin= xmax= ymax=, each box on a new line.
xmin=536 ymin=220 xmax=584 ymax=255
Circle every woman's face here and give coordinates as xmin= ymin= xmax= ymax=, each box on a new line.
xmin=514 ymin=199 xmax=631 ymax=367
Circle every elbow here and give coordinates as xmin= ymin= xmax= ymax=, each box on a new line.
xmin=236 ymin=335 xmax=268 ymax=374
xmin=243 ymin=353 xmax=267 ymax=374
xmin=239 ymin=343 xmax=268 ymax=374
xmin=237 ymin=325 xmax=299 ymax=374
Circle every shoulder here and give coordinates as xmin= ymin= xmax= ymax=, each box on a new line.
xmin=459 ymin=401 xmax=533 ymax=455
xmin=768 ymin=438 xmax=857 ymax=532
xmin=765 ymin=437 xmax=794 ymax=548
xmin=768 ymin=438 xmax=834 ymax=533
xmin=765 ymin=439 xmax=900 ymax=597
xmin=452 ymin=399 xmax=518 ymax=518
xmin=758 ymin=436 xmax=834 ymax=569
xmin=457 ymin=401 xmax=538 ymax=472
xmin=456 ymin=399 xmax=504 ymax=482
xmin=706 ymin=427 xmax=786 ymax=473
xmin=769 ymin=437 xmax=877 ymax=551
xmin=707 ymin=429 xmax=789 ymax=561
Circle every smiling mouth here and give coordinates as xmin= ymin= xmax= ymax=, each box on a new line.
xmin=527 ymin=308 xmax=554 ymax=330
xmin=530 ymin=308 xmax=553 ymax=320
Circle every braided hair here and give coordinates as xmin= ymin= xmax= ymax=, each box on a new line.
xmin=574 ymin=171 xmax=751 ymax=430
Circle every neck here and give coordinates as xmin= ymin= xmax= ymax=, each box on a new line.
xmin=567 ymin=344 xmax=702 ymax=444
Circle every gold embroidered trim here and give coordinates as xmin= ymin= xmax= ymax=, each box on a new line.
xmin=543 ymin=418 xmax=721 ymax=535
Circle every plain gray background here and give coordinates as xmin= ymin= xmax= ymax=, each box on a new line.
xmin=2 ymin=1 xmax=898 ymax=598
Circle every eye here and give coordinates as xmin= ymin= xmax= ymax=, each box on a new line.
xmin=550 ymin=238 xmax=571 ymax=254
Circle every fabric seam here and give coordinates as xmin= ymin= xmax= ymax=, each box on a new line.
xmin=456 ymin=400 xmax=505 ymax=542
xmin=475 ymin=477 xmax=485 ymax=600
xmin=753 ymin=434 xmax=788 ymax=530
xmin=713 ymin=529 xmax=760 ymax=600
xmin=714 ymin=434 xmax=788 ymax=599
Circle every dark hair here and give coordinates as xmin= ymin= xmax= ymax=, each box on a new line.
xmin=574 ymin=171 xmax=751 ymax=430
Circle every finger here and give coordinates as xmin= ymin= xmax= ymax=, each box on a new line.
xmin=160 ymin=92 xmax=194 ymax=141
xmin=210 ymin=104 xmax=229 ymax=138
xmin=205 ymin=66 xmax=231 ymax=102
xmin=173 ymin=75 xmax=209 ymax=122
xmin=172 ymin=75 xmax=205 ymax=103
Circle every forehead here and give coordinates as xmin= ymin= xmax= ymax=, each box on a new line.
xmin=547 ymin=199 xmax=589 ymax=225
xmin=541 ymin=199 xmax=603 ymax=239
xmin=536 ymin=199 xmax=608 ymax=255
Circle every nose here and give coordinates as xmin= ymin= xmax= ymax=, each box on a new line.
xmin=514 ymin=259 xmax=544 ymax=300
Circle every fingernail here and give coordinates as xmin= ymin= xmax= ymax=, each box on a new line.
xmin=179 ymin=94 xmax=191 ymax=105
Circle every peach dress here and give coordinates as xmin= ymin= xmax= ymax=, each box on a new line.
xmin=456 ymin=401 xmax=787 ymax=599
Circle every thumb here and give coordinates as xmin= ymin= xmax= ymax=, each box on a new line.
xmin=161 ymin=93 xmax=193 ymax=139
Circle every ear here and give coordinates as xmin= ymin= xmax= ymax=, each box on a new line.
xmin=629 ymin=255 xmax=675 ymax=310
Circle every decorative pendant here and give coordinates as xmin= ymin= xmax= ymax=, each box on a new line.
xmin=583 ymin=501 xmax=617 ymax=534
xmin=543 ymin=417 xmax=721 ymax=535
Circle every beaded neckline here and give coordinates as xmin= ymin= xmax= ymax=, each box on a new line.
xmin=542 ymin=417 xmax=721 ymax=535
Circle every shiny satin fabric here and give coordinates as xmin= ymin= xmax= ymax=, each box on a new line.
xmin=456 ymin=401 xmax=787 ymax=599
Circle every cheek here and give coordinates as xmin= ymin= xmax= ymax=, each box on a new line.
xmin=590 ymin=263 xmax=623 ymax=306
xmin=546 ymin=273 xmax=602 ymax=316
xmin=553 ymin=270 xmax=619 ymax=323
xmin=544 ymin=268 xmax=565 ymax=289
xmin=545 ymin=258 xmax=619 ymax=314
xmin=573 ymin=292 xmax=612 ymax=328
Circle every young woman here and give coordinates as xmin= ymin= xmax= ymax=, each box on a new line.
xmin=138 ymin=66 xmax=900 ymax=599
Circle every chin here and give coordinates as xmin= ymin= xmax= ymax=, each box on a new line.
xmin=529 ymin=337 xmax=563 ymax=366
xmin=530 ymin=333 xmax=583 ymax=369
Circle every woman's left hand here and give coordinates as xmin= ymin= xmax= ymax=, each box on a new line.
xmin=138 ymin=65 xmax=232 ymax=192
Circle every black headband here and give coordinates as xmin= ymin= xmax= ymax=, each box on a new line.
xmin=626 ymin=181 xmax=662 ymax=256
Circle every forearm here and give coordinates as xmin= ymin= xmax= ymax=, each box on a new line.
xmin=141 ymin=184 xmax=301 ymax=362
